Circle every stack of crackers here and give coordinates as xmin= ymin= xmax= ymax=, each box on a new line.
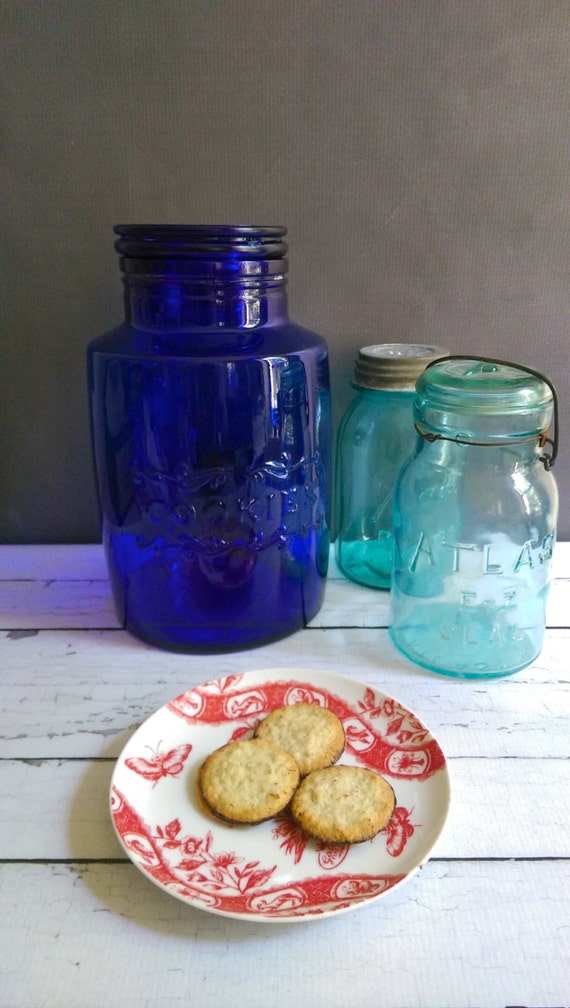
xmin=198 ymin=704 xmax=396 ymax=844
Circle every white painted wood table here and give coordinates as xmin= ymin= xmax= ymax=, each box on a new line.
xmin=1 ymin=543 xmax=569 ymax=1008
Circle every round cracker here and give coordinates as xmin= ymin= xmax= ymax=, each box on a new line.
xmin=198 ymin=737 xmax=300 ymax=824
xmin=254 ymin=703 xmax=345 ymax=776
xmin=290 ymin=765 xmax=396 ymax=843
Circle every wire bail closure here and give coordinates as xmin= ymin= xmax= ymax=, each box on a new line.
xmin=416 ymin=355 xmax=559 ymax=471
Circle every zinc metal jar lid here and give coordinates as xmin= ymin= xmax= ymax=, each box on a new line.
xmin=353 ymin=343 xmax=449 ymax=390
xmin=414 ymin=356 xmax=558 ymax=468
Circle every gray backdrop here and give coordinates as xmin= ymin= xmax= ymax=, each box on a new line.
xmin=3 ymin=0 xmax=569 ymax=543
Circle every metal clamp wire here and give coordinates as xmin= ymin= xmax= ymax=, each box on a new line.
xmin=420 ymin=355 xmax=559 ymax=471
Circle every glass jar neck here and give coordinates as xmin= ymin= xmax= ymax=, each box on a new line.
xmin=122 ymin=266 xmax=289 ymax=332
xmin=352 ymin=384 xmax=415 ymax=399
xmin=415 ymin=431 xmax=547 ymax=470
xmin=115 ymin=225 xmax=290 ymax=338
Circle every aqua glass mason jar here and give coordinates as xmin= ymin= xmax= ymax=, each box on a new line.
xmin=335 ymin=344 xmax=448 ymax=588
xmin=390 ymin=357 xmax=559 ymax=678
xmin=87 ymin=225 xmax=331 ymax=651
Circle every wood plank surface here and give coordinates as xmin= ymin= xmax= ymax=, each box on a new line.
xmin=1 ymin=542 xmax=569 ymax=629
xmin=1 ymin=860 xmax=568 ymax=1008
xmin=3 ymin=627 xmax=569 ymax=759
xmin=1 ymin=543 xmax=569 ymax=1008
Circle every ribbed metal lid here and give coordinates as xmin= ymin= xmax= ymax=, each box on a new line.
xmin=353 ymin=344 xmax=449 ymax=390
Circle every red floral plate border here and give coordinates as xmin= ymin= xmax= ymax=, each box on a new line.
xmin=110 ymin=667 xmax=450 ymax=922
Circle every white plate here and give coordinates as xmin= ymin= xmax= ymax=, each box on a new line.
xmin=110 ymin=667 xmax=450 ymax=922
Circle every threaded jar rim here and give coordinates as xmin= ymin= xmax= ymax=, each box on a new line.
xmin=114 ymin=225 xmax=288 ymax=260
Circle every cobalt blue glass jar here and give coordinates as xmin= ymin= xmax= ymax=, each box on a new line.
xmin=87 ymin=225 xmax=331 ymax=651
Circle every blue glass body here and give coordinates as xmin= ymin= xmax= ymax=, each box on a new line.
xmin=87 ymin=227 xmax=331 ymax=651
xmin=390 ymin=437 xmax=558 ymax=677
xmin=335 ymin=387 xmax=416 ymax=589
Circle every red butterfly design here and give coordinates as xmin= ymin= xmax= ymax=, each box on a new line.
xmin=125 ymin=742 xmax=192 ymax=786
xmin=383 ymin=806 xmax=416 ymax=857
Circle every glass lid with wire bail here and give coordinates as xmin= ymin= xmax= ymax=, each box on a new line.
xmin=413 ymin=356 xmax=558 ymax=467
